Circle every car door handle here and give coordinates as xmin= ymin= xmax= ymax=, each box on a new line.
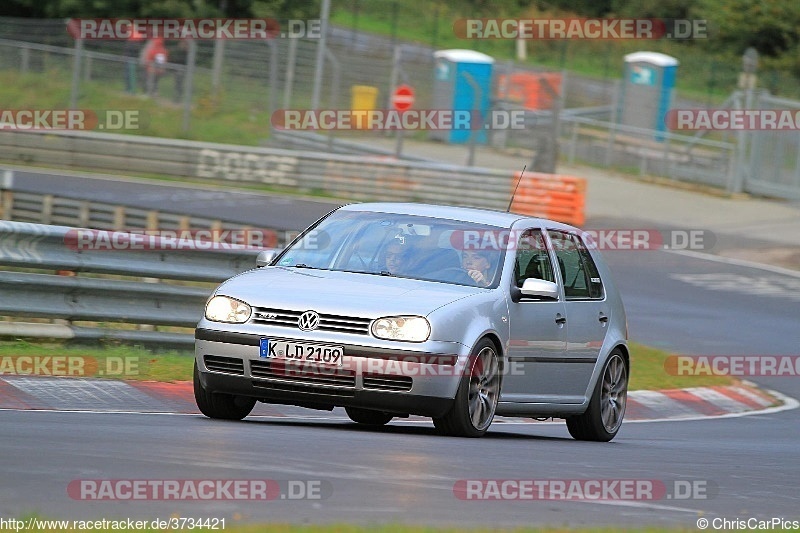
xmin=598 ymin=313 xmax=609 ymax=323
xmin=555 ymin=314 xmax=567 ymax=325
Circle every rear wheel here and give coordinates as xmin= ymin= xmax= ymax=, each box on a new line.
xmin=194 ymin=361 xmax=256 ymax=420
xmin=433 ymin=338 xmax=500 ymax=437
xmin=566 ymin=350 xmax=627 ymax=442
xmin=345 ymin=407 xmax=393 ymax=426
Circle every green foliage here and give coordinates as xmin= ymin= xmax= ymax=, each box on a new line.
xmin=0 ymin=0 xmax=320 ymax=18
xmin=699 ymin=0 xmax=800 ymax=57
xmin=251 ymin=0 xmax=321 ymax=20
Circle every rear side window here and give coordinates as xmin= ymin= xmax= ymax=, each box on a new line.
xmin=513 ymin=230 xmax=556 ymax=287
xmin=547 ymin=231 xmax=604 ymax=300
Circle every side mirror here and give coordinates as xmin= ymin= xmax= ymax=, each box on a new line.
xmin=518 ymin=278 xmax=559 ymax=300
xmin=256 ymin=249 xmax=277 ymax=267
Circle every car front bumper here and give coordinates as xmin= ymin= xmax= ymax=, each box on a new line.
xmin=195 ymin=327 xmax=468 ymax=417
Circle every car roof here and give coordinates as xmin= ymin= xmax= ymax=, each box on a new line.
xmin=339 ymin=202 xmax=562 ymax=228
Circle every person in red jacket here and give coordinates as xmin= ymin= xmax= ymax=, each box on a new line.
xmin=140 ymin=37 xmax=168 ymax=96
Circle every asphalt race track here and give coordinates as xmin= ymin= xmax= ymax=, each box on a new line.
xmin=2 ymin=170 xmax=799 ymax=528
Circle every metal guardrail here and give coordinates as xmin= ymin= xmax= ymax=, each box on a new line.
xmin=0 ymin=220 xmax=265 ymax=346
xmin=562 ymin=116 xmax=737 ymax=189
xmin=0 ymin=129 xmax=517 ymax=212
xmin=1 ymin=189 xmax=236 ymax=234
xmin=0 ymin=221 xmax=259 ymax=282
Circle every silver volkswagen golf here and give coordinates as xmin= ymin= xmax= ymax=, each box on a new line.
xmin=194 ymin=203 xmax=629 ymax=441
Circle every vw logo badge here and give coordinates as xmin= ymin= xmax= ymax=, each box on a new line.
xmin=298 ymin=310 xmax=320 ymax=331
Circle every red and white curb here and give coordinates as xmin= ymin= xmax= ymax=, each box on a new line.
xmin=0 ymin=376 xmax=792 ymax=422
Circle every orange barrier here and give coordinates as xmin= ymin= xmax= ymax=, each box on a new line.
xmin=496 ymin=72 xmax=563 ymax=110
xmin=509 ymin=171 xmax=586 ymax=227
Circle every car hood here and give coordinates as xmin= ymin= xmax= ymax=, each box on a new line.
xmin=216 ymin=266 xmax=482 ymax=318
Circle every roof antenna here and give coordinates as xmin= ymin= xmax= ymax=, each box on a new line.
xmin=507 ymin=164 xmax=526 ymax=212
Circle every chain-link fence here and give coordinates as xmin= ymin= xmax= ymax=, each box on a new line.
xmin=0 ymin=16 xmax=709 ymax=139
xmin=3 ymin=15 xmax=800 ymax=198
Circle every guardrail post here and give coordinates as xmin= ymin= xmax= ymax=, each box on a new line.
xmin=0 ymin=170 xmax=13 ymax=220
xmin=113 ymin=206 xmax=126 ymax=230
xmin=146 ymin=210 xmax=159 ymax=231
xmin=78 ymin=201 xmax=90 ymax=227
xmin=41 ymin=194 xmax=54 ymax=224
xmin=0 ymin=191 xmax=12 ymax=220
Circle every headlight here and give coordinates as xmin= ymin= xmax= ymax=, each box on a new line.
xmin=371 ymin=316 xmax=430 ymax=342
xmin=205 ymin=295 xmax=252 ymax=323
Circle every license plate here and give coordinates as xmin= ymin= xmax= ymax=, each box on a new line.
xmin=259 ymin=339 xmax=344 ymax=367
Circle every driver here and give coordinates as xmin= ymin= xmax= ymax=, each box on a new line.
xmin=462 ymin=249 xmax=494 ymax=287
xmin=382 ymin=238 xmax=414 ymax=274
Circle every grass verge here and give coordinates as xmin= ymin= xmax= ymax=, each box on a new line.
xmin=0 ymin=339 xmax=733 ymax=390
xmin=0 ymin=339 xmax=193 ymax=382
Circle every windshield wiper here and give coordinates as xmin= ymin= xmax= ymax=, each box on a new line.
xmin=333 ymin=269 xmax=396 ymax=277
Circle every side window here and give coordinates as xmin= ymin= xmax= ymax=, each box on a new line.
xmin=547 ymin=231 xmax=604 ymax=299
xmin=514 ymin=229 xmax=555 ymax=287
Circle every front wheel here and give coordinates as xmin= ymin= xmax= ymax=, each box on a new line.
xmin=566 ymin=350 xmax=628 ymax=442
xmin=345 ymin=407 xmax=393 ymax=426
xmin=194 ymin=361 xmax=256 ymax=420
xmin=433 ymin=338 xmax=500 ymax=437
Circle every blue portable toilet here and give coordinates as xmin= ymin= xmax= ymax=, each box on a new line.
xmin=431 ymin=49 xmax=494 ymax=144
xmin=619 ymin=51 xmax=678 ymax=139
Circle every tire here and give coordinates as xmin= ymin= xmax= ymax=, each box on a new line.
xmin=194 ymin=361 xmax=256 ymax=420
xmin=433 ymin=338 xmax=500 ymax=437
xmin=566 ymin=350 xmax=628 ymax=442
xmin=345 ymin=406 xmax=393 ymax=426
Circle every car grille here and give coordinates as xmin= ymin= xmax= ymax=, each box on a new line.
xmin=249 ymin=360 xmax=357 ymax=389
xmin=250 ymin=307 xmax=372 ymax=335
xmin=252 ymin=380 xmax=356 ymax=397
xmin=362 ymin=373 xmax=413 ymax=392
xmin=204 ymin=355 xmax=245 ymax=375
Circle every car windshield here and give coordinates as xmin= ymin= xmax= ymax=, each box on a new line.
xmin=274 ymin=210 xmax=506 ymax=288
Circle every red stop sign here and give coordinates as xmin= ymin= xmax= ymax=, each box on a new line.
xmin=391 ymin=85 xmax=415 ymax=111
